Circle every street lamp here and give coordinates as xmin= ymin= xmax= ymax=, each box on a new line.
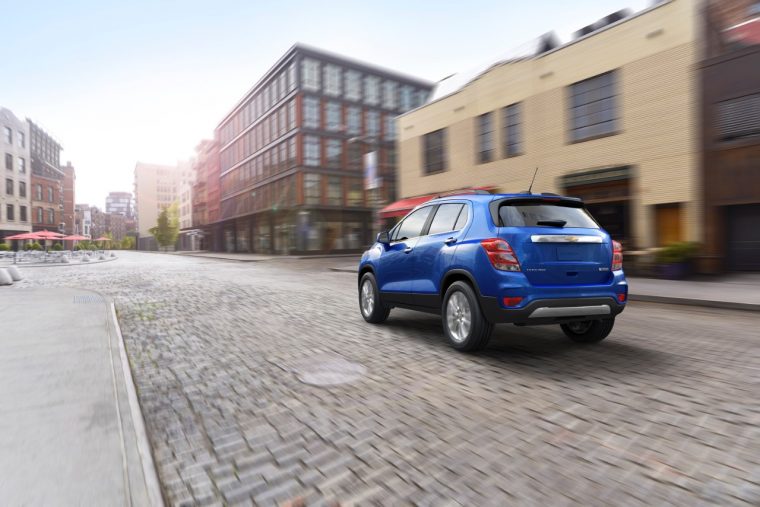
xmin=347 ymin=136 xmax=382 ymax=243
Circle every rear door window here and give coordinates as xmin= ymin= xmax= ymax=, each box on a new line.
xmin=499 ymin=203 xmax=599 ymax=228
xmin=427 ymin=204 xmax=464 ymax=235
xmin=392 ymin=206 xmax=433 ymax=241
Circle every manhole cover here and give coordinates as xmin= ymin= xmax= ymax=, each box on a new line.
xmin=295 ymin=355 xmax=366 ymax=387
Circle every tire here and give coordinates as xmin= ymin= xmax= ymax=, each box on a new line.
xmin=561 ymin=318 xmax=615 ymax=343
xmin=359 ymin=272 xmax=390 ymax=324
xmin=442 ymin=281 xmax=493 ymax=352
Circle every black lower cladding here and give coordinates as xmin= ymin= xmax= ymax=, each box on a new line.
xmin=480 ymin=296 xmax=625 ymax=325
xmin=379 ymin=292 xmax=624 ymax=325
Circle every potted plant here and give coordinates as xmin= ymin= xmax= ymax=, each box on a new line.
xmin=655 ymin=242 xmax=699 ymax=280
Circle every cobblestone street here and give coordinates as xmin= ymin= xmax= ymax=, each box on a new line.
xmin=14 ymin=252 xmax=760 ymax=506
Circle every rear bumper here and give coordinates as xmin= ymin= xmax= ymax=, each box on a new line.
xmin=480 ymin=296 xmax=625 ymax=325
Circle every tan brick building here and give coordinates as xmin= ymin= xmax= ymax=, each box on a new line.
xmin=398 ymin=0 xmax=702 ymax=250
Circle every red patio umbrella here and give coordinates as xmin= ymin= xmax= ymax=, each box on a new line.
xmin=94 ymin=236 xmax=110 ymax=241
xmin=4 ymin=232 xmax=38 ymax=240
xmin=34 ymin=230 xmax=65 ymax=239
xmin=62 ymin=235 xmax=89 ymax=241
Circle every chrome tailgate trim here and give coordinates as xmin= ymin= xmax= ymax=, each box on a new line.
xmin=530 ymin=235 xmax=603 ymax=243
xmin=528 ymin=305 xmax=611 ymax=318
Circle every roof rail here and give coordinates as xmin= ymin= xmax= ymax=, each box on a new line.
xmin=434 ymin=189 xmax=491 ymax=199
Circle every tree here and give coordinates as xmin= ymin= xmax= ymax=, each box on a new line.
xmin=149 ymin=203 xmax=180 ymax=251
xmin=120 ymin=236 xmax=136 ymax=250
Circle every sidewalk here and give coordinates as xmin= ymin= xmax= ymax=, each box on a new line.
xmin=172 ymin=250 xmax=361 ymax=262
xmin=329 ymin=265 xmax=760 ymax=311
xmin=0 ymin=288 xmax=162 ymax=506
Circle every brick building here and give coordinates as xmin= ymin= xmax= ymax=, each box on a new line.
xmin=701 ymin=0 xmax=760 ymax=271
xmin=213 ymin=44 xmax=432 ymax=253
xmin=190 ymin=139 xmax=220 ymax=250
xmin=61 ymin=162 xmax=76 ymax=235
xmin=28 ymin=120 xmax=64 ymax=233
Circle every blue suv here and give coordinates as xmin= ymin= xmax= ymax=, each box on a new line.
xmin=358 ymin=193 xmax=627 ymax=351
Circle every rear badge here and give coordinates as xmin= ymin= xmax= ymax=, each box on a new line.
xmin=598 ymin=267 xmax=610 ymax=271
xmin=526 ymin=268 xmax=546 ymax=272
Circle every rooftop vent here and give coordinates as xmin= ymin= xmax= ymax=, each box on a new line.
xmin=573 ymin=8 xmax=632 ymax=39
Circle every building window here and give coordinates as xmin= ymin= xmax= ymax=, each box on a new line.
xmin=477 ymin=112 xmax=494 ymax=163
xmin=20 ymin=205 xmax=27 ymax=222
xmin=364 ymin=75 xmax=380 ymax=105
xmin=717 ymin=93 xmax=760 ymax=141
xmin=287 ymin=63 xmax=297 ymax=93
xmin=301 ymin=58 xmax=321 ymax=92
xmin=503 ymin=103 xmax=523 ymax=156
xmin=3 ymin=127 xmax=11 ymax=144
xmin=304 ymin=136 xmax=321 ymax=166
xmin=4 ymin=153 xmax=11 ymax=170
xmin=6 ymin=204 xmax=13 ymax=221
xmin=382 ymin=81 xmax=398 ymax=110
xmin=5 ymin=178 xmax=12 ymax=195
xmin=18 ymin=157 xmax=25 ymax=173
xmin=326 ymin=101 xmax=342 ymax=131
xmin=384 ymin=115 xmax=397 ymax=141
xmin=19 ymin=132 xmax=25 ymax=148
xmin=346 ymin=107 xmax=361 ymax=135
xmin=47 ymin=208 xmax=55 ymax=224
xmin=287 ymin=138 xmax=296 ymax=167
xmin=423 ymin=129 xmax=446 ymax=174
xmin=48 ymin=186 xmax=54 ymax=202
xmin=303 ymin=97 xmax=320 ymax=129
xmin=413 ymin=89 xmax=429 ymax=109
xmin=327 ymin=176 xmax=342 ymax=206
xmin=288 ymin=100 xmax=296 ymax=130
xmin=304 ymin=173 xmax=321 ymax=205
xmin=326 ymin=139 xmax=343 ymax=168
xmin=400 ymin=86 xmax=413 ymax=112
xmin=36 ymin=207 xmax=43 ymax=223
xmin=348 ymin=142 xmax=362 ymax=170
xmin=347 ymin=179 xmax=363 ymax=207
xmin=324 ymin=64 xmax=342 ymax=97
xmin=345 ymin=70 xmax=361 ymax=101
xmin=569 ymin=71 xmax=618 ymax=142
xmin=366 ymin=110 xmax=380 ymax=137
xmin=19 ymin=181 xmax=25 ymax=197
xmin=35 ymin=184 xmax=42 ymax=200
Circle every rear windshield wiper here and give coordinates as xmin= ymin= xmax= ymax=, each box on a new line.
xmin=536 ymin=219 xmax=567 ymax=227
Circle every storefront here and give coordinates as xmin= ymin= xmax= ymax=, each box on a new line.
xmin=561 ymin=166 xmax=633 ymax=247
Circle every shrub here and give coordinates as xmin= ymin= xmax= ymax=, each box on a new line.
xmin=30 ymin=242 xmax=41 ymax=251
xmin=655 ymin=242 xmax=700 ymax=264
xmin=52 ymin=244 xmax=63 ymax=251
xmin=0 ymin=243 xmax=9 ymax=251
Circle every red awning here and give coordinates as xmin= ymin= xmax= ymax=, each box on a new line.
xmin=379 ymin=195 xmax=436 ymax=218
xmin=379 ymin=187 xmax=495 ymax=219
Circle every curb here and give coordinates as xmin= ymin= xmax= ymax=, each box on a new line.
xmin=329 ymin=267 xmax=356 ymax=273
xmin=5 ymin=256 xmax=118 ymax=268
xmin=107 ymin=302 xmax=165 ymax=507
xmin=628 ymin=294 xmax=760 ymax=312
xmin=328 ymin=268 xmax=759 ymax=312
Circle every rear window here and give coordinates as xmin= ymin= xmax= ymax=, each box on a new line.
xmin=499 ymin=203 xmax=599 ymax=228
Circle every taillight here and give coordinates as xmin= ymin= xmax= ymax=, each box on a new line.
xmin=612 ymin=240 xmax=623 ymax=271
xmin=481 ymin=238 xmax=521 ymax=272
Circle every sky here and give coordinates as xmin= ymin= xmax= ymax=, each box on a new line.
xmin=2 ymin=0 xmax=649 ymax=208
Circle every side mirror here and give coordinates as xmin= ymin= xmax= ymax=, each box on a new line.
xmin=377 ymin=231 xmax=390 ymax=244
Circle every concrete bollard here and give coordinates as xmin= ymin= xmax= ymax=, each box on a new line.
xmin=81 ymin=256 xmax=90 ymax=262
xmin=99 ymin=255 xmax=106 ymax=261
xmin=0 ymin=268 xmax=13 ymax=286
xmin=6 ymin=265 xmax=22 ymax=281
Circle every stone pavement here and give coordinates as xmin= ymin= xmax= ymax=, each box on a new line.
xmin=12 ymin=252 xmax=760 ymax=506
xmin=0 ymin=287 xmax=162 ymax=506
